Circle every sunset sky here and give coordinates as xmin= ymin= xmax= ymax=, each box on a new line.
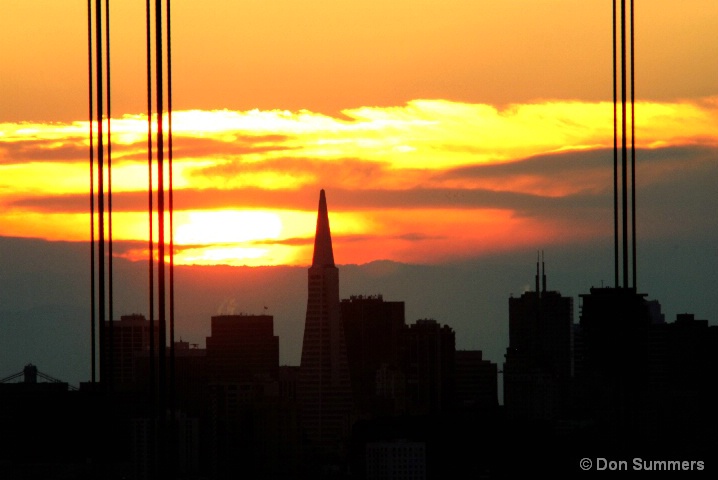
xmin=1 ymin=1 xmax=718 ymax=383
xmin=1 ymin=1 xmax=717 ymax=268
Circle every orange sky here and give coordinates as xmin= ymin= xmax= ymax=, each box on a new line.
xmin=1 ymin=1 xmax=717 ymax=268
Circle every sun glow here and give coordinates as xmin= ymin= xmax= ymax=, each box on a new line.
xmin=174 ymin=210 xmax=282 ymax=245
xmin=175 ymin=246 xmax=270 ymax=266
xmin=172 ymin=243 xmax=303 ymax=267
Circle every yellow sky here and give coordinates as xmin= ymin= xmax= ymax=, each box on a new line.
xmin=1 ymin=1 xmax=717 ymax=267
xmin=2 ymin=1 xmax=716 ymax=121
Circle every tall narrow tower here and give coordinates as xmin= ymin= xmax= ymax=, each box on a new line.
xmin=298 ymin=190 xmax=353 ymax=456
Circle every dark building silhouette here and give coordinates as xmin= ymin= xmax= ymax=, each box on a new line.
xmin=279 ymin=365 xmax=300 ymax=401
xmin=341 ymin=294 xmax=406 ymax=417
xmin=129 ymin=338 xmax=207 ymax=413
xmin=171 ymin=340 xmax=208 ymax=415
xmin=206 ymin=314 xmax=279 ymax=384
xmin=365 ymin=439 xmax=427 ymax=480
xmin=575 ymin=286 xmax=653 ymax=448
xmin=297 ymin=189 xmax=354 ymax=470
xmin=403 ymin=319 xmax=455 ymax=415
xmin=574 ymin=290 xmax=718 ymax=459
xmin=125 ymin=338 xmax=206 ymax=480
xmin=0 ymin=366 xmax=118 ymax=478
xmin=101 ymin=310 xmax=209 ymax=476
xmin=205 ymin=313 xmax=298 ymax=479
xmin=644 ymin=313 xmax=718 ymax=457
xmin=101 ymin=313 xmax=159 ymax=389
xmin=453 ymin=350 xmax=498 ymax=411
xmin=503 ymin=257 xmax=573 ymax=422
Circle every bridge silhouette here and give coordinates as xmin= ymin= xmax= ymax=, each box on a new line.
xmin=0 ymin=364 xmax=79 ymax=391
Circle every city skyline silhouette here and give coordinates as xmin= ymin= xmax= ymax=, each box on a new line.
xmin=0 ymin=1 xmax=717 ymax=478
xmin=1 ymin=186 xmax=715 ymax=479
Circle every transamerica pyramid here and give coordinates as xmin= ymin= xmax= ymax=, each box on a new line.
xmin=298 ymin=189 xmax=354 ymax=459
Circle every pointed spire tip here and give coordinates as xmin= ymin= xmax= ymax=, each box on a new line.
xmin=312 ymin=189 xmax=335 ymax=267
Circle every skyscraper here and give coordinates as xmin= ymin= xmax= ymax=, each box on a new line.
xmin=404 ymin=319 xmax=456 ymax=415
xmin=503 ymin=257 xmax=573 ymax=422
xmin=102 ymin=314 xmax=159 ymax=389
xmin=454 ymin=350 xmax=498 ymax=411
xmin=341 ymin=294 xmax=406 ymax=417
xmin=206 ymin=314 xmax=279 ymax=384
xmin=577 ymin=286 xmax=652 ymax=435
xmin=298 ymin=190 xmax=354 ymax=459
xmin=205 ymin=316 xmax=294 ymax=478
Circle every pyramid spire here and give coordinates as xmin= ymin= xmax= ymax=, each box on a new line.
xmin=300 ymin=188 xmax=353 ymax=450
xmin=312 ymin=189 xmax=335 ymax=267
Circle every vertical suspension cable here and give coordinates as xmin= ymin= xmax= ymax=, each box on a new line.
xmin=105 ymin=0 xmax=114 ymax=393
xmin=612 ymin=0 xmax=619 ymax=288
xmin=167 ymin=0 xmax=176 ymax=421
xmin=630 ymin=0 xmax=637 ymax=289
xmin=154 ymin=0 xmax=167 ymax=468
xmin=146 ymin=0 xmax=157 ymax=474
xmin=95 ymin=0 xmax=106 ymax=386
xmin=166 ymin=2 xmax=177 ymax=471
xmin=88 ymin=0 xmax=96 ymax=384
xmin=155 ymin=0 xmax=165 ymax=379
xmin=620 ymin=0 xmax=629 ymax=289
xmin=146 ymin=0 xmax=155 ymax=408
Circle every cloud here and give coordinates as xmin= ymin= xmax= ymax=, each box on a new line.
xmin=2 ymin=99 xmax=716 ymax=267
xmin=0 ymin=137 xmax=87 ymax=164
xmin=187 ymin=156 xmax=396 ymax=191
xmin=4 ymin=184 xmax=576 ymax=214
xmin=8 ymin=145 xmax=716 ymax=218
xmin=3 ymin=97 xmax=716 ymax=172
xmin=436 ymin=144 xmax=717 ymax=194
xmin=117 ymin=134 xmax=297 ymax=162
